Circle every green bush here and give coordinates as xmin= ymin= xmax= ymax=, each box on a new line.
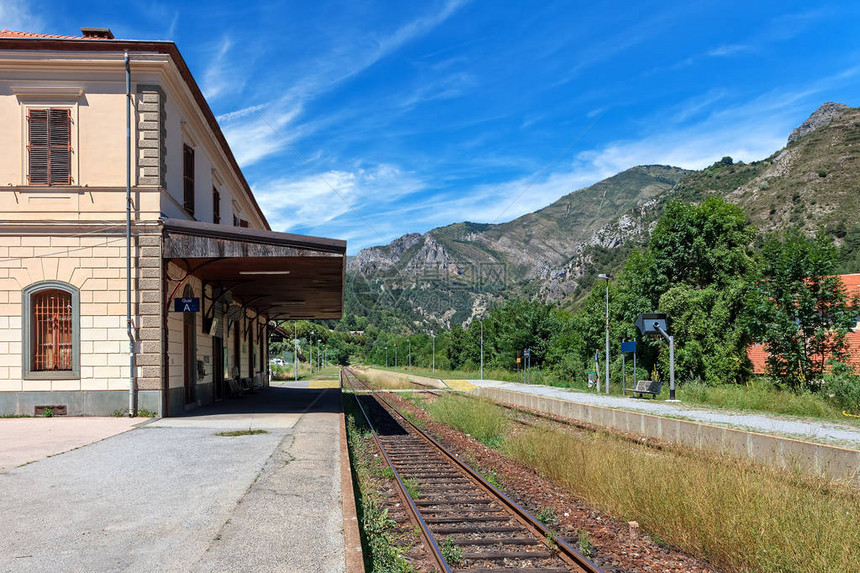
xmin=824 ymin=361 xmax=860 ymax=412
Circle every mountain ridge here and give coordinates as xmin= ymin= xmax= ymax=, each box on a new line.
xmin=346 ymin=102 xmax=859 ymax=330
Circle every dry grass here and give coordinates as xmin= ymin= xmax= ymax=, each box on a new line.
xmin=355 ymin=368 xmax=442 ymax=390
xmin=505 ymin=425 xmax=860 ymax=572
xmin=425 ymin=394 xmax=510 ymax=447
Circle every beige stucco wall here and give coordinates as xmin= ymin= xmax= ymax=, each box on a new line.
xmin=0 ymin=234 xmax=141 ymax=393
xmin=0 ymin=50 xmax=266 ymax=230
xmin=0 ymin=47 xmax=273 ymax=414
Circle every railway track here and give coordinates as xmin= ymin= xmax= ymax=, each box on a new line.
xmin=342 ymin=368 xmax=602 ymax=573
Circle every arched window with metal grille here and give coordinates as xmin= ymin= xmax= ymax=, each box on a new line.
xmin=31 ymin=289 xmax=73 ymax=371
xmin=22 ymin=282 xmax=80 ymax=379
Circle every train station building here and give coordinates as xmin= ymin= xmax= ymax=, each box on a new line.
xmin=0 ymin=28 xmax=345 ymax=416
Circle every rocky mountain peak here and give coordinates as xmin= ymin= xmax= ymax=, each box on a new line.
xmin=787 ymin=102 xmax=850 ymax=144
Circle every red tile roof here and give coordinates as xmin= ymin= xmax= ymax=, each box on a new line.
xmin=0 ymin=30 xmax=84 ymax=39
xmin=747 ymin=274 xmax=860 ymax=374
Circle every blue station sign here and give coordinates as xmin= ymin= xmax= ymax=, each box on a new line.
xmin=174 ymin=297 xmax=200 ymax=312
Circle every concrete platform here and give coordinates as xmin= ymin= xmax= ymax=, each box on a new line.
xmin=0 ymin=416 xmax=140 ymax=470
xmin=0 ymin=381 xmax=361 ymax=572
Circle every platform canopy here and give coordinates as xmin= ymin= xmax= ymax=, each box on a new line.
xmin=161 ymin=219 xmax=346 ymax=320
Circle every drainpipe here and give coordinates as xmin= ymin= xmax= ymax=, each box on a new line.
xmin=125 ymin=51 xmax=137 ymax=416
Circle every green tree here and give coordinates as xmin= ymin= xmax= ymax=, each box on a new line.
xmin=609 ymin=196 xmax=756 ymax=383
xmin=746 ymin=230 xmax=858 ymax=390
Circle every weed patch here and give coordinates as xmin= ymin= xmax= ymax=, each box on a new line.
xmin=440 ymin=537 xmax=464 ymax=567
xmin=113 ymin=408 xmax=158 ymax=418
xmin=215 ymin=429 xmax=269 ymax=437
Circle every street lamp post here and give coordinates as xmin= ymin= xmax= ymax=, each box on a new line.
xmin=294 ymin=321 xmax=298 ymax=382
xmin=598 ymin=273 xmax=611 ymax=394
xmin=310 ymin=331 xmax=314 ymax=375
xmin=430 ymin=330 xmax=435 ymax=374
xmin=480 ymin=319 xmax=484 ymax=381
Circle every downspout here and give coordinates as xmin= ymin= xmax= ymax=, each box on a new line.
xmin=125 ymin=51 xmax=137 ymax=416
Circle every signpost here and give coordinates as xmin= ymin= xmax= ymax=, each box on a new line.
xmin=620 ymin=340 xmax=637 ymax=396
xmin=634 ymin=312 xmax=676 ymax=400
xmin=523 ymin=348 xmax=531 ymax=384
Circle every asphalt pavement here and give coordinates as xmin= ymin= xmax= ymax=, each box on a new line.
xmin=0 ymin=382 xmax=348 ymax=573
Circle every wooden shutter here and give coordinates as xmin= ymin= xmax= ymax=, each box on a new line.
xmin=48 ymin=109 xmax=72 ymax=185
xmin=32 ymin=289 xmax=73 ymax=371
xmin=183 ymin=144 xmax=195 ymax=214
xmin=27 ymin=109 xmax=49 ymax=184
xmin=27 ymin=109 xmax=71 ymax=185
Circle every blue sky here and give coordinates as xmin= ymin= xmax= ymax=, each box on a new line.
xmin=6 ymin=1 xmax=860 ymax=253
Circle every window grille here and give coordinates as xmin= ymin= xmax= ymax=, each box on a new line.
xmin=32 ymin=289 xmax=73 ymax=371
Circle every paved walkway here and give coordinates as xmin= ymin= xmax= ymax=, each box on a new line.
xmin=0 ymin=381 xmax=350 ymax=573
xmin=0 ymin=417 xmax=140 ymax=470
xmin=457 ymin=378 xmax=860 ymax=450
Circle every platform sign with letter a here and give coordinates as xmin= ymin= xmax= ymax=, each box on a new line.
xmin=174 ymin=297 xmax=200 ymax=312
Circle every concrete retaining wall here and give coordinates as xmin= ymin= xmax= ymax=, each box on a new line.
xmin=474 ymin=386 xmax=860 ymax=486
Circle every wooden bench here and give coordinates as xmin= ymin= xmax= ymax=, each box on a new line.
xmin=626 ymin=379 xmax=662 ymax=398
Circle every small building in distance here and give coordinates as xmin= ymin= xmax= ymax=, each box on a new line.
xmin=0 ymin=28 xmax=345 ymax=416
xmin=747 ymin=273 xmax=860 ymax=375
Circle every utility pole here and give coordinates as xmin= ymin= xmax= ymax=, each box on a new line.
xmin=294 ymin=321 xmax=298 ymax=381
xmin=395 ymin=343 xmax=398 ymax=369
xmin=598 ymin=274 xmax=611 ymax=394
xmin=430 ymin=330 xmax=435 ymax=374
xmin=480 ymin=319 xmax=484 ymax=381
xmin=310 ymin=331 xmax=314 ymax=375
xmin=408 ymin=338 xmax=411 ymax=370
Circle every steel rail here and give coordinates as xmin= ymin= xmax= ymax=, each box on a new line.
xmin=342 ymin=369 xmax=453 ymax=573
xmin=343 ymin=368 xmax=603 ymax=573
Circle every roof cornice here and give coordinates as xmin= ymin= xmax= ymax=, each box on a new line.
xmin=0 ymin=37 xmax=270 ymax=230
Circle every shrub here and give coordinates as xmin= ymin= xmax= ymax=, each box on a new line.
xmin=824 ymin=360 xmax=860 ymax=412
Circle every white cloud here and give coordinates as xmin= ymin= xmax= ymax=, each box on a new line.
xmin=0 ymin=0 xmax=42 ymax=32
xmin=252 ymin=164 xmax=427 ymax=246
xmin=216 ymin=103 xmax=267 ymax=123
xmin=201 ymin=35 xmax=240 ymax=101
xmin=220 ymin=103 xmax=303 ymax=166
xmin=215 ymin=1 xmax=470 ymax=169
xmin=707 ymin=44 xmax=752 ymax=57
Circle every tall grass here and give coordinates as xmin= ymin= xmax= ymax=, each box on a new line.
xmin=354 ymin=368 xmax=426 ymax=390
xmin=380 ymin=362 xmax=860 ymax=423
xmin=680 ymin=379 xmax=847 ymax=420
xmin=425 ymin=394 xmax=510 ymax=448
xmin=504 ymin=424 xmax=860 ymax=572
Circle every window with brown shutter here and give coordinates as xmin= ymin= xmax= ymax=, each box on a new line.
xmin=31 ymin=289 xmax=73 ymax=371
xmin=27 ymin=108 xmax=71 ymax=185
xmin=183 ymin=144 xmax=195 ymax=214
xmin=213 ymin=187 xmax=221 ymax=224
